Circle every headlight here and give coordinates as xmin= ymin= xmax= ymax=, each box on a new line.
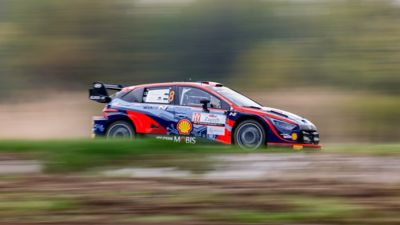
xmin=270 ymin=119 xmax=297 ymax=132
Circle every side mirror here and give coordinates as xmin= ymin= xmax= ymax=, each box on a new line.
xmin=200 ymin=99 xmax=210 ymax=112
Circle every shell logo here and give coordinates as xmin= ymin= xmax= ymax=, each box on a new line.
xmin=177 ymin=119 xmax=193 ymax=135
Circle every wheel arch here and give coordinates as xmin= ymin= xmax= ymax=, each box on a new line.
xmin=231 ymin=115 xmax=270 ymax=145
xmin=106 ymin=114 xmax=136 ymax=133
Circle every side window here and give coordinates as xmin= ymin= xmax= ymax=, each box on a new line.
xmin=120 ymin=88 xmax=144 ymax=103
xmin=143 ymin=86 xmax=174 ymax=104
xmin=179 ymin=87 xmax=222 ymax=109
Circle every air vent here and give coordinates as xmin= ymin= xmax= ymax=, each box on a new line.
xmin=268 ymin=110 xmax=288 ymax=118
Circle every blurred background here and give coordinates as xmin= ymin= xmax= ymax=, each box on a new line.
xmin=1 ymin=1 xmax=400 ymax=224
xmin=0 ymin=0 xmax=399 ymax=142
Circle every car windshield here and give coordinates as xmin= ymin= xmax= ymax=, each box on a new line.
xmin=211 ymin=86 xmax=262 ymax=108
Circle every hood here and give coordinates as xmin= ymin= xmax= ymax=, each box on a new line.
xmin=261 ymin=107 xmax=317 ymax=131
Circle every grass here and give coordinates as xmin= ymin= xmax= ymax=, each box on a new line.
xmin=199 ymin=195 xmax=365 ymax=223
xmin=0 ymin=139 xmax=240 ymax=173
xmin=0 ymin=199 xmax=78 ymax=215
xmin=0 ymin=139 xmax=399 ymax=173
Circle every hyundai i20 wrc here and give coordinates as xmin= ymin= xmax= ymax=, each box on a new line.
xmin=89 ymin=81 xmax=321 ymax=150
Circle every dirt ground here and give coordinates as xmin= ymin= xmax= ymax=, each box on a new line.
xmin=0 ymin=91 xmax=100 ymax=139
xmin=1 ymin=153 xmax=400 ymax=225
xmin=1 ymin=174 xmax=399 ymax=225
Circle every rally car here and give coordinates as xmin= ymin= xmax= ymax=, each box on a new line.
xmin=89 ymin=81 xmax=320 ymax=150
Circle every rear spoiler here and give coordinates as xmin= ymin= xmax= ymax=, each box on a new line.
xmin=89 ymin=82 xmax=125 ymax=103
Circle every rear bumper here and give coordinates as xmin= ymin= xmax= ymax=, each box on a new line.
xmin=92 ymin=116 xmax=108 ymax=137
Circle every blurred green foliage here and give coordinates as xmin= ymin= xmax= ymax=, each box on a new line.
xmin=0 ymin=139 xmax=399 ymax=172
xmin=1 ymin=0 xmax=399 ymax=94
xmin=201 ymin=196 xmax=363 ymax=223
xmin=346 ymin=95 xmax=400 ymax=141
xmin=0 ymin=139 xmax=238 ymax=172
xmin=0 ymin=199 xmax=78 ymax=214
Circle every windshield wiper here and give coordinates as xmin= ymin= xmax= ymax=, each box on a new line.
xmin=243 ymin=106 xmax=262 ymax=110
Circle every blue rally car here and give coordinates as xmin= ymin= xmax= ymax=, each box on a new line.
xmin=89 ymin=81 xmax=320 ymax=150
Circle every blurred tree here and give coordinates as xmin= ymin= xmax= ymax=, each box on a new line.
xmin=232 ymin=0 xmax=400 ymax=93
xmin=0 ymin=0 xmax=399 ymax=94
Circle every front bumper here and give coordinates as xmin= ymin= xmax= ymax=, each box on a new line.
xmin=300 ymin=130 xmax=320 ymax=145
xmin=268 ymin=129 xmax=321 ymax=149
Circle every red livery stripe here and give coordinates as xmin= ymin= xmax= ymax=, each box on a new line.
xmin=127 ymin=111 xmax=167 ymax=134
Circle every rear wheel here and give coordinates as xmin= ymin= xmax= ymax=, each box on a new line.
xmin=234 ymin=120 xmax=266 ymax=150
xmin=106 ymin=121 xmax=135 ymax=139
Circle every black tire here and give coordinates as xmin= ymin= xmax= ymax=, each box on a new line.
xmin=234 ymin=120 xmax=266 ymax=150
xmin=106 ymin=121 xmax=135 ymax=139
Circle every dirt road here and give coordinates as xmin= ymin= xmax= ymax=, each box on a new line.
xmin=1 ymin=153 xmax=399 ymax=224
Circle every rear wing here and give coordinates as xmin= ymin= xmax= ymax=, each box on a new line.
xmin=89 ymin=82 xmax=125 ymax=103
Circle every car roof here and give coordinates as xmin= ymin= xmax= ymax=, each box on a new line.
xmin=123 ymin=81 xmax=224 ymax=91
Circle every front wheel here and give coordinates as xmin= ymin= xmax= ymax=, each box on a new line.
xmin=234 ymin=120 xmax=266 ymax=150
xmin=106 ymin=121 xmax=135 ymax=139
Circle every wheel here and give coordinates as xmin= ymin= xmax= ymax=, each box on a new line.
xmin=234 ymin=120 xmax=266 ymax=150
xmin=106 ymin=121 xmax=135 ymax=139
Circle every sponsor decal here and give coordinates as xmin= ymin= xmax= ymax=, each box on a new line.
xmin=156 ymin=136 xmax=174 ymax=141
xmin=94 ymin=83 xmax=102 ymax=88
xmin=192 ymin=112 xmax=201 ymax=123
xmin=156 ymin=136 xmax=196 ymax=144
xmin=177 ymin=119 xmax=193 ymax=135
xmin=192 ymin=113 xmax=226 ymax=126
xmin=207 ymin=126 xmax=225 ymax=136
xmin=228 ymin=111 xmax=237 ymax=117
xmin=93 ymin=124 xmax=105 ymax=132
xmin=158 ymin=105 xmax=168 ymax=110
xmin=90 ymin=96 xmax=107 ymax=100
xmin=145 ymin=89 xmax=170 ymax=104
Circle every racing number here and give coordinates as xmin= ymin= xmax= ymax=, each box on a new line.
xmin=168 ymin=90 xmax=175 ymax=103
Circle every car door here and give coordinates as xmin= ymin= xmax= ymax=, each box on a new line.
xmin=129 ymin=85 xmax=176 ymax=134
xmin=173 ymin=86 xmax=230 ymax=140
